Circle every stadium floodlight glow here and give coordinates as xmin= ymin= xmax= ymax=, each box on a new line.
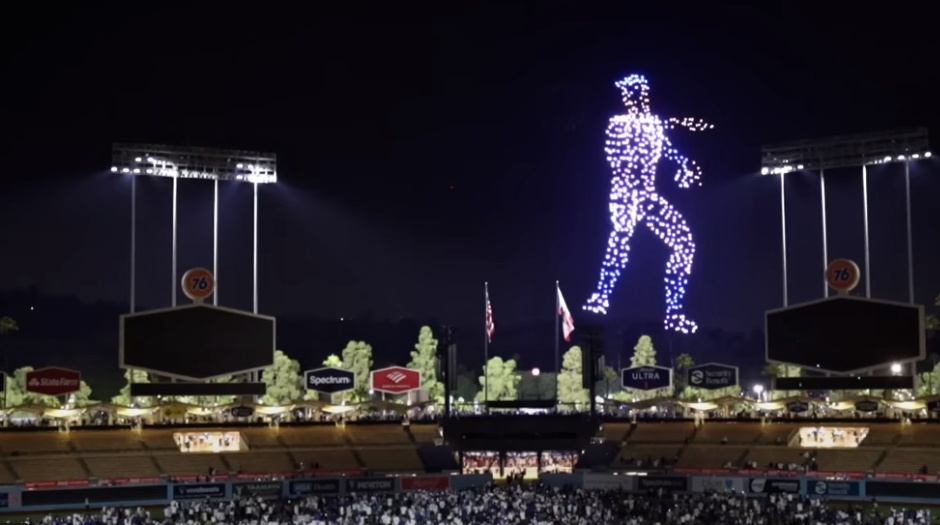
xmin=760 ymin=128 xmax=929 ymax=306
xmin=583 ymin=74 xmax=712 ymax=334
xmin=113 ymin=143 xmax=277 ymax=340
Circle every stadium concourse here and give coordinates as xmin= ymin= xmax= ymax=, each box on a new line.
xmin=0 ymin=417 xmax=939 ymax=487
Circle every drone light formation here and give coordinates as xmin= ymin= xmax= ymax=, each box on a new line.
xmin=583 ymin=74 xmax=713 ymax=334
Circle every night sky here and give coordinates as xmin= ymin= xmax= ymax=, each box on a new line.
xmin=1 ymin=4 xmax=938 ymax=376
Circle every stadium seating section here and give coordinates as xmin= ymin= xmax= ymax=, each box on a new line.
xmin=2 ymin=421 xmax=940 ymax=483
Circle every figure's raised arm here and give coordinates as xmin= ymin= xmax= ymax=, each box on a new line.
xmin=666 ymin=117 xmax=714 ymax=132
xmin=662 ymin=135 xmax=702 ymax=189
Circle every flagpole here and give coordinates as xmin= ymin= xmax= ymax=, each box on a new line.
xmin=484 ymin=282 xmax=490 ymax=407
xmin=555 ymin=280 xmax=560 ymax=375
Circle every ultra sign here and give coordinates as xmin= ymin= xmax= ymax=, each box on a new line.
xmin=687 ymin=363 xmax=738 ymax=390
xmin=621 ymin=365 xmax=672 ymax=391
xmin=304 ymin=367 xmax=356 ymax=394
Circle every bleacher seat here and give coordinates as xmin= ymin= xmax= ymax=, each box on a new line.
xmin=744 ymin=447 xmax=805 ymax=469
xmin=223 ymin=452 xmax=295 ymax=474
xmin=877 ymin=449 xmax=936 ymax=474
xmin=240 ymin=429 xmax=286 ymax=449
xmin=278 ymin=426 xmax=346 ymax=447
xmin=154 ymin=453 xmax=227 ymax=476
xmin=71 ymin=431 xmax=144 ymax=452
xmin=694 ymin=423 xmax=760 ymax=444
xmin=756 ymin=423 xmax=799 ymax=444
xmin=84 ymin=455 xmax=160 ymax=479
xmin=292 ymin=449 xmax=359 ymax=471
xmin=408 ymin=424 xmax=439 ymax=444
xmin=140 ymin=430 xmax=179 ymax=450
xmin=677 ymin=446 xmax=747 ymax=469
xmin=358 ymin=447 xmax=423 ymax=471
xmin=617 ymin=444 xmax=681 ymax=467
xmin=0 ymin=462 xmax=17 ymax=484
xmin=814 ymin=449 xmax=881 ymax=472
xmin=858 ymin=425 xmax=899 ymax=446
xmin=1 ymin=432 xmax=72 ymax=454
xmin=898 ymin=425 xmax=940 ymax=447
xmin=10 ymin=457 xmax=86 ymax=482
xmin=601 ymin=423 xmax=630 ymax=442
xmin=629 ymin=423 xmax=693 ymax=443
xmin=344 ymin=426 xmax=409 ymax=445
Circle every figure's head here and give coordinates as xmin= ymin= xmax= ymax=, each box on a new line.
xmin=615 ymin=74 xmax=650 ymax=114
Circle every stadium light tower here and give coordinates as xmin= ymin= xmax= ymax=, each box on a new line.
xmin=111 ymin=143 xmax=277 ymax=314
xmin=760 ymin=128 xmax=929 ymax=305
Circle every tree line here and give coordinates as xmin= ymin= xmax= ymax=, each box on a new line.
xmin=2 ymin=297 xmax=940 ymax=408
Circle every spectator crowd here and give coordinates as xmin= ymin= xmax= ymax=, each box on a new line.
xmin=16 ymin=483 xmax=934 ymax=525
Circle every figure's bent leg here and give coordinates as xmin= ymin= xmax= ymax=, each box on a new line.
xmin=584 ymin=202 xmax=639 ymax=315
xmin=644 ymin=198 xmax=697 ymax=333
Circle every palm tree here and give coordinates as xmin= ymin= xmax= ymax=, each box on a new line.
xmin=1 ymin=316 xmax=17 ymax=374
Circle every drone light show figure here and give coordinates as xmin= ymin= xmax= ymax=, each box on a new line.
xmin=583 ymin=74 xmax=713 ymax=334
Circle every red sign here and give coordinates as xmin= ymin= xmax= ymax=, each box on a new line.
xmin=26 ymin=367 xmax=82 ymax=396
xmin=401 ymin=476 xmax=450 ymax=491
xmin=370 ymin=366 xmax=421 ymax=394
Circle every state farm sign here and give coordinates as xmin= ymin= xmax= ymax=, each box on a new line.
xmin=370 ymin=366 xmax=421 ymax=394
xmin=26 ymin=367 xmax=82 ymax=396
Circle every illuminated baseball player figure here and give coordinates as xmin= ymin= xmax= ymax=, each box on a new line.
xmin=583 ymin=74 xmax=712 ymax=334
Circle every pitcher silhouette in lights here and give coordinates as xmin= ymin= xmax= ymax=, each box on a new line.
xmin=583 ymin=74 xmax=713 ymax=334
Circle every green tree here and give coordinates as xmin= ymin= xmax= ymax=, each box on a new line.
xmin=407 ymin=326 xmax=444 ymax=402
xmin=111 ymin=369 xmax=153 ymax=407
xmin=340 ymin=341 xmax=373 ymax=401
xmin=173 ymin=375 xmax=237 ymax=406
xmin=557 ymin=346 xmax=589 ymax=408
xmin=917 ymin=357 xmax=940 ymax=396
xmin=674 ymin=353 xmax=695 ymax=393
xmin=5 ymin=366 xmax=94 ymax=407
xmin=475 ymin=356 xmax=520 ymax=402
xmin=323 ymin=354 xmax=343 ymax=368
xmin=762 ymin=363 xmax=802 ymax=400
xmin=0 ymin=317 xmax=17 ymax=335
xmin=631 ymin=335 xmax=657 ymax=367
xmin=927 ymin=293 xmax=939 ymax=331
xmin=261 ymin=350 xmax=303 ymax=405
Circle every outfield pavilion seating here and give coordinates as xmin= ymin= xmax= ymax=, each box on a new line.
xmin=694 ymin=423 xmax=761 ymax=444
xmin=358 ymin=447 xmax=423 ymax=472
xmin=628 ymin=422 xmax=694 ymax=443
xmin=0 ymin=463 xmax=16 ymax=484
xmin=70 ymin=430 xmax=145 ymax=452
xmin=755 ymin=423 xmax=799 ymax=444
xmin=878 ymin=448 xmax=936 ymax=474
xmin=0 ymin=432 xmax=72 ymax=454
xmin=140 ymin=430 xmax=180 ymax=450
xmin=277 ymin=426 xmax=346 ymax=447
xmin=857 ymin=425 xmax=900 ymax=446
xmin=814 ymin=449 xmax=882 ymax=473
xmin=9 ymin=457 xmax=87 ymax=482
xmin=84 ymin=455 xmax=161 ymax=479
xmin=344 ymin=425 xmax=410 ymax=445
xmin=897 ymin=424 xmax=940 ymax=446
xmin=408 ymin=424 xmax=439 ymax=444
xmin=601 ymin=422 xmax=631 ymax=442
xmin=741 ymin=446 xmax=806 ymax=469
xmin=616 ymin=445 xmax=682 ymax=467
xmin=223 ymin=451 xmax=295 ymax=474
xmin=677 ymin=446 xmax=748 ymax=469
xmin=240 ymin=428 xmax=287 ymax=449
xmin=155 ymin=452 xmax=228 ymax=477
xmin=291 ymin=448 xmax=360 ymax=471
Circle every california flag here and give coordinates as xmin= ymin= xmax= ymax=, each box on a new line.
xmin=557 ymin=285 xmax=575 ymax=342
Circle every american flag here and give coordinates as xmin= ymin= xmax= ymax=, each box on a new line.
xmin=557 ymin=285 xmax=575 ymax=342
xmin=485 ymin=285 xmax=495 ymax=343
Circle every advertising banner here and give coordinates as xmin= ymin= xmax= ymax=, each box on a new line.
xmin=621 ymin=366 xmax=672 ymax=391
xmin=233 ymin=481 xmax=282 ymax=499
xmin=304 ymin=367 xmax=356 ymax=394
xmin=748 ymin=478 xmax=800 ymax=494
xmin=347 ymin=478 xmax=397 ymax=493
xmin=21 ymin=485 xmax=167 ymax=507
xmin=691 ymin=476 xmax=746 ymax=493
xmin=288 ymin=479 xmax=342 ymax=496
xmin=808 ymin=480 xmax=860 ymax=497
xmin=786 ymin=401 xmax=810 ymax=413
xmin=26 ymin=367 xmax=81 ymax=396
xmin=371 ymin=367 xmax=421 ymax=395
xmin=866 ymin=481 xmax=940 ymax=500
xmin=172 ymin=483 xmax=227 ymax=500
xmin=583 ymin=474 xmax=635 ymax=491
xmin=636 ymin=476 xmax=688 ymax=492
xmin=401 ymin=476 xmax=450 ymax=491
xmin=686 ymin=363 xmax=738 ymax=390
